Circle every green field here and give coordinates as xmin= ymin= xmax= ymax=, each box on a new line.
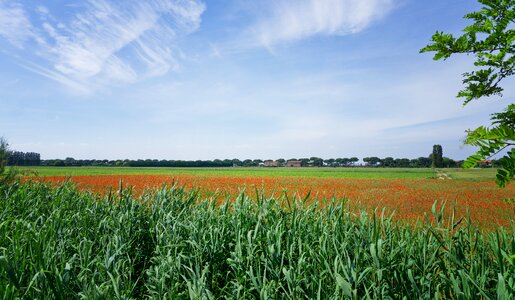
xmin=17 ymin=166 xmax=443 ymax=179
xmin=16 ymin=166 xmax=502 ymax=181
xmin=442 ymin=168 xmax=500 ymax=180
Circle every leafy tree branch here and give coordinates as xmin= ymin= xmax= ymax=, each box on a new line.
xmin=421 ymin=0 xmax=514 ymax=187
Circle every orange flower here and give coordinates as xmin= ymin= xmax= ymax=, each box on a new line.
xmin=34 ymin=174 xmax=515 ymax=229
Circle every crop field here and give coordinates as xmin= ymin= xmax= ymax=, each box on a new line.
xmin=1 ymin=179 xmax=514 ymax=299
xmin=23 ymin=167 xmax=514 ymax=229
xmin=18 ymin=166 xmax=437 ymax=178
xmin=2 ymin=167 xmax=513 ymax=298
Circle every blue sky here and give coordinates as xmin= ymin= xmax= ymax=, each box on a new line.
xmin=0 ymin=0 xmax=513 ymax=160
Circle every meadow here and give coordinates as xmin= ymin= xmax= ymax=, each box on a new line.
xmin=22 ymin=166 xmax=514 ymax=228
xmin=1 ymin=167 xmax=514 ymax=298
xmin=17 ymin=166 xmax=437 ymax=178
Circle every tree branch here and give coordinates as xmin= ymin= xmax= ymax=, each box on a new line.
xmin=487 ymin=145 xmax=510 ymax=159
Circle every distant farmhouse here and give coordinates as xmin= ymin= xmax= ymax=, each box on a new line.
xmin=478 ymin=159 xmax=493 ymax=167
xmin=263 ymin=160 xmax=279 ymax=167
xmin=262 ymin=159 xmax=302 ymax=167
xmin=286 ymin=160 xmax=302 ymax=167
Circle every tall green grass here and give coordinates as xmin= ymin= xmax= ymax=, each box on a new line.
xmin=0 ymin=181 xmax=513 ymax=299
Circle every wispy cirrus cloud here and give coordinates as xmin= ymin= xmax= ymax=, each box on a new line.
xmin=243 ymin=0 xmax=395 ymax=47
xmin=0 ymin=1 xmax=36 ymax=47
xmin=0 ymin=0 xmax=205 ymax=92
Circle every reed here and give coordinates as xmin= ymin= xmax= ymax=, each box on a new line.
xmin=0 ymin=181 xmax=513 ymax=299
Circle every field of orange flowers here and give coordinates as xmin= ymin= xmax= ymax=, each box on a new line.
xmin=34 ymin=174 xmax=514 ymax=229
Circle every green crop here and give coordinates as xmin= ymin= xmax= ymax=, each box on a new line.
xmin=16 ymin=166 xmax=436 ymax=179
xmin=0 ymin=180 xmax=513 ymax=299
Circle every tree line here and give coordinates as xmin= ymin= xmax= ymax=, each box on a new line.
xmin=6 ymin=151 xmax=41 ymax=166
xmin=38 ymin=156 xmax=501 ymax=168
xmin=362 ymin=156 xmax=458 ymax=168
xmin=2 ymin=141 xmax=502 ymax=169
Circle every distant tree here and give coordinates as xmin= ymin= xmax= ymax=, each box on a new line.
xmin=421 ymin=0 xmax=514 ymax=186
xmin=349 ymin=157 xmax=359 ymax=166
xmin=310 ymin=157 xmax=324 ymax=167
xmin=442 ymin=157 xmax=458 ymax=168
xmin=324 ymin=158 xmax=335 ymax=167
xmin=363 ymin=157 xmax=381 ymax=166
xmin=64 ymin=157 xmax=76 ymax=166
xmin=0 ymin=137 xmax=8 ymax=175
xmin=335 ymin=158 xmax=344 ymax=167
xmin=409 ymin=159 xmax=418 ymax=167
xmin=431 ymin=145 xmax=443 ymax=168
xmin=382 ymin=157 xmax=394 ymax=167
xmin=396 ymin=158 xmax=411 ymax=168
xmin=411 ymin=157 xmax=432 ymax=168
xmin=7 ymin=151 xmax=22 ymax=166
xmin=6 ymin=150 xmax=40 ymax=166
xmin=0 ymin=137 xmax=22 ymax=184
xmin=299 ymin=158 xmax=310 ymax=167
xmin=242 ymin=159 xmax=253 ymax=167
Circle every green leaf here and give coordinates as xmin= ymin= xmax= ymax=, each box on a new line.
xmin=422 ymin=0 xmax=515 ymax=187
xmin=335 ymin=274 xmax=352 ymax=298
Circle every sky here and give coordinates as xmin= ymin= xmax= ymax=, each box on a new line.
xmin=0 ymin=0 xmax=513 ymax=161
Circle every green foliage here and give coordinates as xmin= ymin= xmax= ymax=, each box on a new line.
xmin=6 ymin=151 xmax=40 ymax=166
xmin=0 ymin=181 xmax=514 ymax=299
xmin=0 ymin=137 xmax=24 ymax=185
xmin=431 ymin=144 xmax=444 ymax=168
xmin=0 ymin=137 xmax=19 ymax=185
xmin=421 ymin=0 xmax=515 ymax=187
xmin=420 ymin=0 xmax=515 ymax=105
xmin=0 ymin=137 xmax=7 ymax=175
xmin=363 ymin=156 xmax=382 ymax=166
xmin=463 ymin=113 xmax=515 ymax=187
xmin=492 ymin=103 xmax=515 ymax=127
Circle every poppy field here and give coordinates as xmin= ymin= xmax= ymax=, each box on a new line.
xmin=1 ymin=174 xmax=514 ymax=299
xmin=32 ymin=168 xmax=514 ymax=229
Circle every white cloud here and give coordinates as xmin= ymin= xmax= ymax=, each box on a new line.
xmin=247 ymin=0 xmax=395 ymax=47
xmin=0 ymin=0 xmax=35 ymax=47
xmin=0 ymin=0 xmax=205 ymax=92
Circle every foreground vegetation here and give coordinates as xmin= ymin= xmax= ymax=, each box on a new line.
xmin=34 ymin=172 xmax=515 ymax=228
xmin=1 ymin=180 xmax=513 ymax=299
